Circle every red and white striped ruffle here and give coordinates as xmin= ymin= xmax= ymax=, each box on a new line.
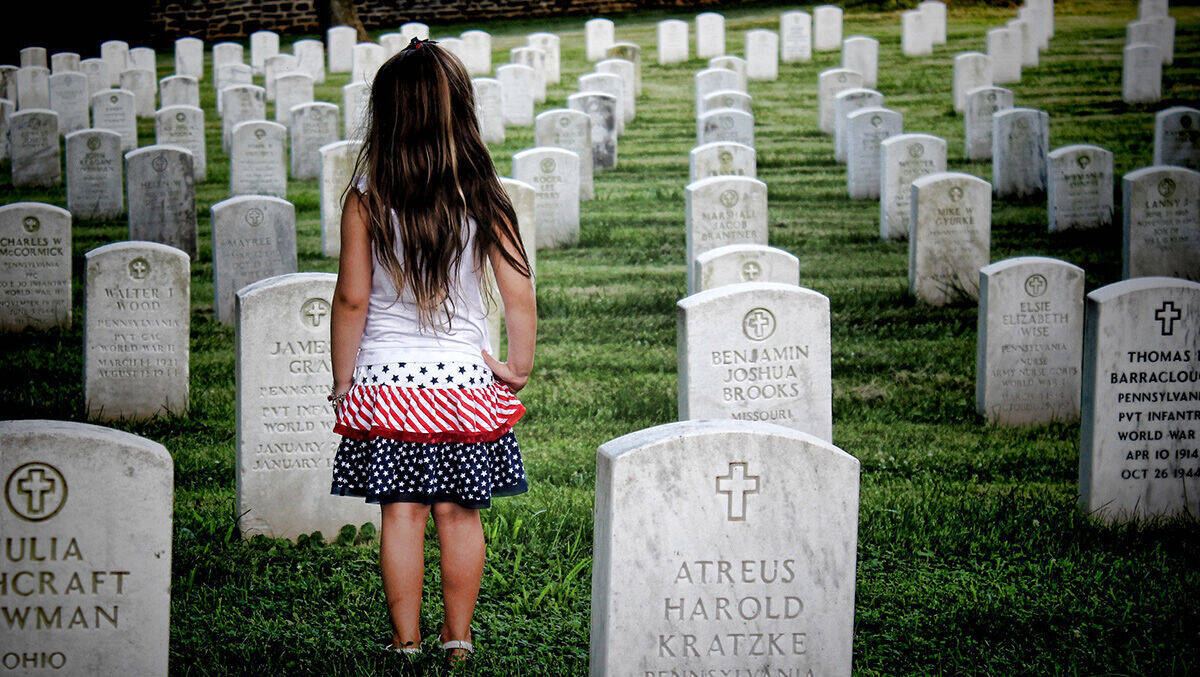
xmin=334 ymin=381 xmax=526 ymax=444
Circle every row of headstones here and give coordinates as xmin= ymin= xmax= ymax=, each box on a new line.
xmin=1122 ymin=0 xmax=1178 ymax=104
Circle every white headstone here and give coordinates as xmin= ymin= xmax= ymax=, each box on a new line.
xmin=818 ymin=68 xmax=863 ymax=134
xmin=708 ymin=55 xmax=747 ymax=92
xmin=1122 ymin=166 xmax=1200 ymax=281
xmin=880 ymin=134 xmax=948 ymax=241
xmin=513 ymin=147 xmax=580 ymax=249
xmin=963 ymin=85 xmax=1013 ymax=161
xmin=65 ymin=129 xmax=124 ymax=220
xmin=215 ymin=63 xmax=252 ymax=112
xmin=1008 ymin=18 xmax=1038 ymax=68
xmin=685 ymin=176 xmax=768 ymax=292
xmin=16 ymin=66 xmax=50 ymax=110
xmin=20 ymin=47 xmax=48 ymax=69
xmin=568 ymin=92 xmax=618 ymax=171
xmin=118 ymin=68 xmax=155 ymax=118
xmin=846 ymin=107 xmax=903 ymax=200
xmin=841 ymin=36 xmax=878 ymax=87
xmin=677 ymin=284 xmax=833 ymax=439
xmin=1150 ymin=16 xmax=1175 ymax=65
xmin=693 ymin=244 xmax=798 ymax=292
xmin=401 ymin=22 xmax=429 ymax=41
xmin=586 ymin=18 xmax=616 ymax=62
xmin=1123 ymin=43 xmax=1162 ymax=104
xmin=695 ymin=67 xmax=742 ymax=118
xmin=690 ymin=141 xmax=756 ymax=182
xmin=701 ymin=90 xmax=752 ymax=116
xmin=834 ymin=88 xmax=883 ymax=163
xmin=919 ymin=0 xmax=947 ymax=44
xmin=1154 ymin=106 xmax=1199 ymax=170
xmin=440 ymin=37 xmax=466 ymax=65
xmin=536 ymin=108 xmax=593 ymax=200
xmin=342 ymin=81 xmax=369 ymax=141
xmin=461 ymin=30 xmax=492 ymax=76
xmin=698 ymin=108 xmax=754 ymax=148
xmin=473 ymin=77 xmax=505 ymax=146
xmin=129 ymin=47 xmax=156 ymax=77
xmin=48 ymin=71 xmax=88 ymax=135
xmin=351 ymin=43 xmax=384 ymax=86
xmin=154 ymin=105 xmax=206 ymax=182
xmin=290 ymin=101 xmax=339 ymax=180
xmin=745 ymin=30 xmax=779 ymax=81
xmin=813 ymin=5 xmax=844 ymax=52
xmin=657 ymin=20 xmax=689 ymax=65
xmin=231 ymin=120 xmax=287 ymax=198
xmin=51 ymin=52 xmax=79 ymax=75
xmin=84 ymin=241 xmax=190 ymax=420
xmin=1139 ymin=0 xmax=1169 ymax=19
xmin=780 ymin=11 xmax=813 ymax=63
xmin=1079 ymin=277 xmax=1200 ymax=522
xmin=590 ymin=420 xmax=858 ymax=676
xmin=125 ymin=145 xmax=197 ymax=257
xmin=908 ymin=172 xmax=992 ymax=305
xmin=976 ymin=256 xmax=1084 ymax=425
xmin=0 ymin=420 xmax=172 ymax=675
xmin=327 ymin=26 xmax=356 ymax=73
xmin=500 ymin=176 xmax=538 ymax=283
xmin=987 ymin=27 xmax=1021 ymax=84
xmin=99 ymin=40 xmax=129 ymax=86
xmin=293 ymin=38 xmax=326 ymax=84
xmin=79 ymin=58 xmax=108 ymax=97
xmin=497 ymin=64 xmax=535 ymax=127
xmin=510 ymin=46 xmax=547 ymax=103
xmin=528 ymin=33 xmax=561 ymax=84
xmin=10 ymin=109 xmax=60 ymax=188
xmin=236 ymin=273 xmax=381 ymax=540
xmin=175 ymin=37 xmax=204 ymax=80
xmin=596 ymin=58 xmax=637 ymax=124
xmin=213 ymin=42 xmax=244 ymax=75
xmin=953 ymin=52 xmax=992 ymax=114
xmin=992 ymin=107 xmax=1050 ymax=200
xmin=319 ymin=140 xmax=361 ymax=258
xmin=695 ymin=12 xmax=726 ymax=58
xmin=606 ymin=43 xmax=643 ymax=96
xmin=0 ymin=202 xmax=71 ymax=330
xmin=264 ymin=53 xmax=299 ymax=101
xmin=274 ymin=72 xmax=314 ymax=127
xmin=250 ymin=30 xmax=280 ymax=75
xmin=1048 ymin=144 xmax=1114 ymax=232
xmin=91 ymin=89 xmax=137 ymax=152
xmin=212 ymin=195 xmax=298 ymax=324
xmin=221 ymin=84 xmax=265 ymax=153
xmin=901 ymin=10 xmax=932 ymax=57
xmin=160 ymin=74 xmax=200 ymax=108
xmin=579 ymin=72 xmax=626 ymax=131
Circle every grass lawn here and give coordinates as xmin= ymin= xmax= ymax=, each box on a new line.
xmin=2 ymin=0 xmax=1198 ymax=674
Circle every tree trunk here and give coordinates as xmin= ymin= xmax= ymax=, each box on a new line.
xmin=327 ymin=0 xmax=370 ymax=42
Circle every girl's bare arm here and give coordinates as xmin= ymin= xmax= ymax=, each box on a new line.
xmin=482 ymin=235 xmax=537 ymax=392
xmin=330 ymin=192 xmax=372 ymax=395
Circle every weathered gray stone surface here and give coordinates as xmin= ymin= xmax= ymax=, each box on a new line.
xmin=689 ymin=141 xmax=757 ymax=182
xmin=528 ymin=32 xmax=561 ymax=84
xmin=221 ymin=84 xmax=265 ymax=153
xmin=818 ymin=68 xmax=863 ymax=135
xmin=48 ymin=71 xmax=88 ymax=135
xmin=693 ymin=244 xmax=799 ymax=292
xmin=66 ymin=129 xmax=124 ymax=220
xmin=118 ymin=69 xmax=156 ymax=118
xmin=0 ymin=202 xmax=71 ymax=330
xmin=154 ymin=105 xmax=206 ymax=182
xmin=84 ymin=241 xmax=190 ymax=421
xmin=1079 ymin=277 xmax=1200 ymax=522
xmin=695 ymin=68 xmax=742 ymax=118
xmin=590 ymin=420 xmax=858 ymax=676
xmin=92 ymin=89 xmax=137 ymax=151
xmin=1048 ymin=144 xmax=1114 ymax=232
xmin=231 ymin=120 xmax=287 ymax=198
xmin=846 ymin=107 xmax=902 ymax=200
xmin=100 ymin=40 xmax=129 ymax=86
xmin=700 ymin=89 xmax=752 ymax=116
xmin=954 ymin=52 xmax=992 ymax=113
xmin=341 ymin=81 xmax=369 ymax=141
xmin=834 ymin=88 xmax=883 ymax=164
xmin=606 ymin=43 xmax=644 ymax=95
xmin=1153 ymin=106 xmax=1199 ymax=170
xmin=473 ymin=77 xmax=504 ymax=146
xmin=677 ymin=283 xmax=833 ymax=440
xmin=708 ymin=55 xmax=747 ymax=92
xmin=0 ymin=420 xmax=172 ymax=676
xmin=902 ymin=9 xmax=932 ymax=56
xmin=595 ymin=58 xmax=636 ymax=125
xmin=20 ymin=47 xmax=48 ymax=69
xmin=510 ymin=46 xmax=547 ymax=103
xmin=10 ymin=109 xmax=60 ymax=188
xmin=126 ymin=145 xmax=198 ymax=257
xmin=568 ymin=92 xmax=618 ymax=171
xmin=293 ymin=39 xmax=325 ymax=84
xmin=964 ymin=85 xmax=1013 ymax=161
xmin=536 ymin=109 xmax=593 ymax=200
xmin=908 ymin=172 xmax=992 ymax=305
xmin=16 ymin=66 xmax=50 ymax=111
xmin=212 ymin=195 xmax=298 ymax=325
xmin=160 ymin=74 xmax=200 ymax=108
xmin=976 ymin=256 xmax=1084 ymax=425
xmin=1122 ymin=166 xmax=1200 ymax=281
xmin=697 ymin=108 xmax=754 ymax=147
xmin=274 ymin=72 xmax=314 ymax=126
xmin=685 ymin=176 xmax=768 ymax=292
xmin=1123 ymin=43 xmax=1161 ymax=104
xmin=992 ymin=107 xmax=1050 ymax=200
xmin=250 ymin=30 xmax=280 ymax=75
xmin=579 ymin=72 xmax=625 ymax=132
xmin=880 ymin=133 xmax=947 ymax=241
xmin=289 ymin=102 xmax=339 ymax=180
xmin=461 ymin=30 xmax=492 ymax=76
xmin=175 ymin=37 xmax=204 ymax=79
xmin=987 ymin=26 xmax=1021 ymax=84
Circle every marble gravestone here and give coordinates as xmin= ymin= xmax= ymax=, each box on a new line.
xmin=528 ymin=33 xmax=561 ymax=85
xmin=919 ymin=0 xmax=948 ymax=44
xmin=693 ymin=244 xmax=799 ymax=292
xmin=908 ymin=172 xmax=992 ymax=305
xmin=677 ymin=283 xmax=833 ymax=440
xmin=160 ymin=74 xmax=200 ymax=109
xmin=1007 ymin=18 xmax=1037 ymax=69
xmin=510 ymin=47 xmax=547 ymax=104
xmin=1154 ymin=106 xmax=1199 ymax=170
xmin=842 ymin=36 xmax=878 ymax=88
xmin=0 ymin=202 xmax=71 ymax=331
xmin=221 ymin=84 xmax=266 ymax=153
xmin=0 ymin=420 xmax=172 ymax=676
xmin=586 ymin=18 xmax=616 ymax=62
xmin=745 ymin=30 xmax=779 ymax=81
xmin=818 ymin=68 xmax=863 ymax=135
xmin=1122 ymin=166 xmax=1200 ymax=281
xmin=1079 ymin=277 xmax=1200 ymax=523
xmin=293 ymin=39 xmax=326 ymax=84
xmin=964 ymin=86 xmax=1014 ymax=161
xmin=780 ymin=11 xmax=813 ymax=64
xmin=10 ymin=110 xmax=60 ymax=188
xmin=977 ymin=257 xmax=1085 ymax=425
xmin=274 ymin=73 xmax=314 ymax=126
xmin=92 ymin=89 xmax=137 ymax=152
xmin=606 ymin=43 xmax=643 ymax=95
xmin=697 ymin=108 xmax=754 ymax=148
xmin=1123 ymin=43 xmax=1162 ymax=104
xmin=657 ymin=20 xmax=688 ymax=65
xmin=99 ymin=40 xmax=129 ymax=86
xmin=350 ymin=44 xmax=383 ymax=87
xmin=213 ymin=42 xmax=244 ymax=76
xmin=496 ymin=64 xmax=535 ymax=127
xmin=1048 ymin=145 xmax=1114 ymax=232
xmin=129 ymin=48 xmax=156 ymax=77
xmin=19 ymin=47 xmax=48 ymax=68
xmin=695 ymin=68 xmax=741 ymax=118
xmin=212 ymin=195 xmax=298 ymax=325
xmin=512 ymin=147 xmax=581 ymax=250
xmin=695 ymin=12 xmax=726 ymax=58
xmin=48 ymin=72 xmax=88 ymax=135
xmin=987 ymin=26 xmax=1021 ymax=85
xmin=813 ymin=5 xmax=843 ymax=52
xmin=708 ymin=55 xmax=747 ymax=92
xmin=154 ymin=105 xmax=206 ymax=182
xmin=689 ymin=141 xmax=756 ymax=182
xmin=701 ymin=90 xmax=752 ymax=116
xmin=579 ymin=73 xmax=625 ymax=132
xmin=327 ymin=26 xmax=356 ymax=73
xmin=590 ymin=420 xmax=858 ymax=676
xmin=536 ymin=109 xmax=593 ymax=200
xmin=250 ymin=30 xmax=280 ymax=75
xmin=342 ymin=81 xmax=369 ymax=141
xmin=461 ymin=30 xmax=492 ymax=76
xmin=400 ymin=22 xmax=429 ymax=41
xmin=901 ymin=10 xmax=932 ymax=57
xmin=80 ymin=59 xmax=108 ymax=97
xmin=473 ymin=78 xmax=505 ymax=146
xmin=231 ymin=121 xmax=287 ymax=198
xmin=685 ymin=176 xmax=768 ymax=292
xmin=953 ymin=52 xmax=992 ymax=114
xmin=126 ymin=145 xmax=198 ymax=258
xmin=84 ymin=241 xmax=190 ymax=421
xmin=236 ymin=273 xmax=381 ymax=541
xmin=175 ymin=36 xmax=203 ymax=79
xmin=319 ymin=140 xmax=362 ymax=258
xmin=568 ymin=92 xmax=619 ymax=171
xmin=846 ymin=108 xmax=902 ymax=200
xmin=0 ymin=99 xmax=10 ymax=161
xmin=118 ymin=69 xmax=155 ymax=118
xmin=215 ymin=64 xmax=252 ymax=111
xmin=265 ymin=54 xmax=301 ymax=102
xmin=595 ymin=59 xmax=637 ymax=125
xmin=290 ymin=102 xmax=339 ymax=180
xmin=51 ymin=52 xmax=81 ymax=74
xmin=993 ymin=108 xmax=1050 ymax=200
xmin=16 ymin=66 xmax=50 ymax=110
xmin=880 ymin=134 xmax=948 ymax=241
xmin=834 ymin=88 xmax=884 ymax=164
xmin=65 ymin=129 xmax=124 ymax=220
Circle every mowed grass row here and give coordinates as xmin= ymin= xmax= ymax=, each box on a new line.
xmin=1 ymin=1 xmax=1198 ymax=674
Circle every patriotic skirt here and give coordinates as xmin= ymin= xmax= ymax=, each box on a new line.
xmin=330 ymin=359 xmax=528 ymax=509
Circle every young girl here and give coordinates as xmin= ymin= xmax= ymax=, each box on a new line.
xmin=327 ymin=37 xmax=536 ymax=665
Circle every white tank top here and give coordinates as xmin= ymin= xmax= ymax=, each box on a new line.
xmin=355 ymin=178 xmax=492 ymax=366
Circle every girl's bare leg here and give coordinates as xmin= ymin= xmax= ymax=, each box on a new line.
xmin=432 ymin=502 xmax=486 ymax=659
xmin=380 ymin=502 xmax=431 ymax=648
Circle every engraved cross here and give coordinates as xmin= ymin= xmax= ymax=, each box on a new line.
xmin=17 ymin=468 xmax=56 ymax=515
xmin=305 ymin=303 xmax=328 ymax=326
xmin=130 ymin=260 xmax=149 ymax=278
xmin=716 ymin=461 xmax=759 ymax=521
xmin=1155 ymin=301 xmax=1181 ymax=336
xmin=745 ymin=311 xmax=770 ymax=338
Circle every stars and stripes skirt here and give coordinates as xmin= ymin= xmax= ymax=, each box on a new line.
xmin=329 ymin=359 xmax=528 ymax=509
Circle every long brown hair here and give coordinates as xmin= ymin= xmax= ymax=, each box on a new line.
xmin=348 ymin=37 xmax=530 ymax=329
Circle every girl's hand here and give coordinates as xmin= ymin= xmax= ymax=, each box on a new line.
xmin=481 ymin=350 xmax=529 ymax=392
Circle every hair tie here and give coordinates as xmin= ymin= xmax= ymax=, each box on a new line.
xmin=406 ymin=37 xmax=438 ymax=51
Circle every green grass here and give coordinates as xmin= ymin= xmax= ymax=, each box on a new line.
xmin=2 ymin=1 xmax=1199 ymax=674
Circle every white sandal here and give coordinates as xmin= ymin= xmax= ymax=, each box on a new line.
xmin=438 ymin=635 xmax=475 ymax=657
xmin=382 ymin=640 xmax=422 ymax=656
